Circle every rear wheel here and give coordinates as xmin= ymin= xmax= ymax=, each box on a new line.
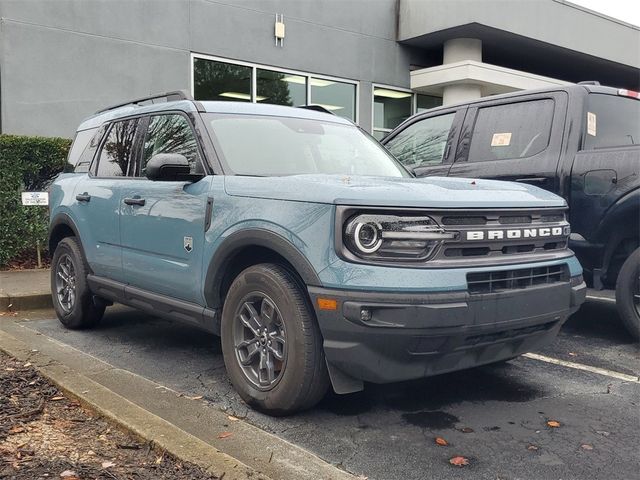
xmin=51 ymin=237 xmax=105 ymax=329
xmin=615 ymin=247 xmax=640 ymax=341
xmin=221 ymin=264 xmax=329 ymax=415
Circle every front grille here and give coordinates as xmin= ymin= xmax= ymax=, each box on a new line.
xmin=467 ymin=264 xmax=569 ymax=294
xmin=430 ymin=208 xmax=570 ymax=263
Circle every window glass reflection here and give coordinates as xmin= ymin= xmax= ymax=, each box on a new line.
xmin=193 ymin=58 xmax=251 ymax=102
xmin=96 ymin=119 xmax=138 ymax=177
xmin=141 ymin=115 xmax=202 ymax=175
xmin=257 ymin=70 xmax=306 ymax=106
xmin=416 ymin=94 xmax=443 ymax=113
xmin=310 ymin=79 xmax=356 ymax=121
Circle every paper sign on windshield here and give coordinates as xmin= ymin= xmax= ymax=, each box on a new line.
xmin=491 ymin=132 xmax=512 ymax=147
xmin=587 ymin=112 xmax=596 ymax=136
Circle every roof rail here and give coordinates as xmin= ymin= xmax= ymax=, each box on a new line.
xmin=577 ymin=81 xmax=601 ymax=86
xmin=95 ymin=90 xmax=194 ymax=114
xmin=297 ymin=104 xmax=335 ymax=115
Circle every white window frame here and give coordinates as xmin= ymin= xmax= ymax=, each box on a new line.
xmin=190 ymin=52 xmax=359 ymax=124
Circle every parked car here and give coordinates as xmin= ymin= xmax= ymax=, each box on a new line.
xmin=382 ymin=84 xmax=639 ymax=339
xmin=49 ymin=92 xmax=586 ymax=414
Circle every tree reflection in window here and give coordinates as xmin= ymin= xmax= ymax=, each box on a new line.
xmin=96 ymin=119 xmax=138 ymax=177
xmin=141 ymin=115 xmax=201 ymax=175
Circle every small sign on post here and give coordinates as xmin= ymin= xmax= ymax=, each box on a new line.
xmin=21 ymin=191 xmax=49 ymax=206
xmin=20 ymin=191 xmax=49 ymax=268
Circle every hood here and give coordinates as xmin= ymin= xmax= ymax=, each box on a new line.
xmin=224 ymin=175 xmax=566 ymax=209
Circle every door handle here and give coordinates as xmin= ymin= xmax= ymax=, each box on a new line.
xmin=123 ymin=197 xmax=146 ymax=206
xmin=76 ymin=193 xmax=91 ymax=202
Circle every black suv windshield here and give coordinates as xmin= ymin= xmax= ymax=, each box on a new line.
xmin=205 ymin=114 xmax=409 ymax=177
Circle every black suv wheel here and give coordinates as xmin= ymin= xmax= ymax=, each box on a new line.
xmin=616 ymin=247 xmax=640 ymax=341
xmin=221 ymin=264 xmax=329 ymax=415
xmin=51 ymin=237 xmax=105 ymax=329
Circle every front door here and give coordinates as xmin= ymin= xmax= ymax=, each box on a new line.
xmin=120 ymin=113 xmax=211 ymax=304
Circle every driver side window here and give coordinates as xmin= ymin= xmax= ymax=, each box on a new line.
xmin=138 ymin=114 xmax=203 ymax=176
xmin=385 ymin=113 xmax=455 ymax=169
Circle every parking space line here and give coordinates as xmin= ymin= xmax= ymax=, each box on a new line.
xmin=585 ymin=295 xmax=616 ymax=303
xmin=522 ymin=353 xmax=640 ymax=383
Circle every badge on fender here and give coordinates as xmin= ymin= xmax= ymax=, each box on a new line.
xmin=184 ymin=236 xmax=193 ymax=253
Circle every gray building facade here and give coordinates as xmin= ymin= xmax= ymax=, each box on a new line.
xmin=1 ymin=0 xmax=638 ymax=139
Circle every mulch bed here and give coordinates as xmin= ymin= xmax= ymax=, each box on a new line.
xmin=1 ymin=250 xmax=50 ymax=271
xmin=0 ymin=351 xmax=218 ymax=479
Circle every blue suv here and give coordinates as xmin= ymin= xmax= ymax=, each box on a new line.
xmin=49 ymin=91 xmax=586 ymax=414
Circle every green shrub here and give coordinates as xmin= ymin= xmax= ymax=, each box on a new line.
xmin=0 ymin=134 xmax=71 ymax=267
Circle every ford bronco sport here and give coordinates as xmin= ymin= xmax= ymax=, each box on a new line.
xmin=49 ymin=91 xmax=586 ymax=414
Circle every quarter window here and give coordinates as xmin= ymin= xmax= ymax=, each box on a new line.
xmin=95 ymin=119 xmax=138 ymax=177
xmin=384 ymin=113 xmax=455 ymax=169
xmin=140 ymin=114 xmax=202 ymax=175
xmin=583 ymin=94 xmax=640 ymax=150
xmin=468 ymin=100 xmax=554 ymax=162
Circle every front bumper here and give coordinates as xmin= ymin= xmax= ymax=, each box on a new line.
xmin=309 ymin=279 xmax=586 ymax=391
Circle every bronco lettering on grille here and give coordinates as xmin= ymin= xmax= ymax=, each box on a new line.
xmin=466 ymin=227 xmax=564 ymax=241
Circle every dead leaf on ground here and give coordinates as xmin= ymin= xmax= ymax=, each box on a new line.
xmin=449 ymin=456 xmax=469 ymax=467
xmin=547 ymin=420 xmax=561 ymax=428
xmin=9 ymin=426 xmax=25 ymax=434
xmin=217 ymin=431 xmax=233 ymax=439
xmin=227 ymin=415 xmax=239 ymax=421
xmin=581 ymin=444 xmax=594 ymax=450
xmin=155 ymin=454 xmax=164 ymax=464
xmin=23 ymin=362 xmax=32 ymax=367
xmin=5 ymin=367 xmax=15 ymax=371
xmin=186 ymin=395 xmax=203 ymax=400
xmin=568 ymin=352 xmax=577 ymax=357
xmin=596 ymin=430 xmax=610 ymax=437
xmin=101 ymin=461 xmax=115 ymax=469
xmin=527 ymin=444 xmax=539 ymax=451
xmin=50 ymin=396 xmax=64 ymax=401
xmin=459 ymin=427 xmax=474 ymax=433
xmin=435 ymin=437 xmax=449 ymax=446
xmin=59 ymin=470 xmax=78 ymax=478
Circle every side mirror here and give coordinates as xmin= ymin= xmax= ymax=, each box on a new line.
xmin=145 ymin=153 xmax=192 ymax=181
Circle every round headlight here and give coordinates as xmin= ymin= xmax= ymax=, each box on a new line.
xmin=354 ymin=222 xmax=382 ymax=253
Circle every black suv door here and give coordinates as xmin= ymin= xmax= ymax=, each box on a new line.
xmin=382 ymin=106 xmax=466 ymax=177
xmin=447 ymin=91 xmax=568 ymax=194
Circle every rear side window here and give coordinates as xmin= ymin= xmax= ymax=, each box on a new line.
xmin=583 ymin=94 xmax=640 ymax=150
xmin=95 ymin=119 xmax=139 ymax=177
xmin=66 ymin=128 xmax=96 ymax=172
xmin=385 ymin=113 xmax=455 ymax=169
xmin=468 ymin=99 xmax=554 ymax=162
xmin=70 ymin=126 xmax=107 ymax=173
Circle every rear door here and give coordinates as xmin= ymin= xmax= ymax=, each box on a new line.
xmin=448 ymin=92 xmax=568 ymax=194
xmin=119 ymin=112 xmax=211 ymax=304
xmin=382 ymin=107 xmax=466 ymax=177
xmin=72 ymin=118 xmax=139 ymax=282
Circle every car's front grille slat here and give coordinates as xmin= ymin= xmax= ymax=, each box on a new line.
xmin=467 ymin=264 xmax=569 ymax=294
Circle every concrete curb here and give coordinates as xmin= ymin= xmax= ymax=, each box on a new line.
xmin=0 ymin=292 xmax=52 ymax=311
xmin=0 ymin=329 xmax=268 ymax=480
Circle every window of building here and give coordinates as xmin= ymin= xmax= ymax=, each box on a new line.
xmin=95 ymin=119 xmax=138 ymax=177
xmin=583 ymin=94 xmax=640 ymax=150
xmin=416 ymin=94 xmax=443 ymax=113
xmin=257 ymin=69 xmax=306 ymax=106
xmin=468 ymin=100 xmax=554 ymax=162
xmin=140 ymin=114 xmax=202 ymax=176
xmin=310 ymin=79 xmax=356 ymax=121
xmin=373 ymin=87 xmax=413 ymax=140
xmin=193 ymin=57 xmax=252 ymax=102
xmin=192 ymin=55 xmax=358 ymax=122
xmin=384 ymin=113 xmax=455 ymax=169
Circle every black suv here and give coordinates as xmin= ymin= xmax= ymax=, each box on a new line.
xmin=383 ymin=84 xmax=639 ymax=339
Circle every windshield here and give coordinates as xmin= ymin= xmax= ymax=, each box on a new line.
xmin=205 ymin=114 xmax=409 ymax=177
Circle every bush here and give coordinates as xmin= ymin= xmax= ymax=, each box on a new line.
xmin=0 ymin=134 xmax=71 ymax=267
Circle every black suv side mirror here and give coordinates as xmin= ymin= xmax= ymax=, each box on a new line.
xmin=146 ymin=153 xmax=194 ymax=181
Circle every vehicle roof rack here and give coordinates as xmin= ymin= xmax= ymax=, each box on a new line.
xmin=95 ymin=90 xmax=194 ymax=114
xmin=297 ymin=104 xmax=335 ymax=115
xmin=577 ymin=81 xmax=601 ymax=85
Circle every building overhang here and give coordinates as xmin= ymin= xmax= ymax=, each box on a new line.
xmin=411 ymin=60 xmax=571 ymax=96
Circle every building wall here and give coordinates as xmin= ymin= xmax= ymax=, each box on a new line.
xmin=0 ymin=0 xmax=419 ymax=138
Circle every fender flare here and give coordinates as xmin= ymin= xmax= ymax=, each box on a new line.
xmin=203 ymin=228 xmax=322 ymax=308
xmin=48 ymin=212 xmax=82 ymax=253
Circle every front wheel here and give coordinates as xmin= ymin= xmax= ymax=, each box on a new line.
xmin=615 ymin=247 xmax=640 ymax=341
xmin=221 ymin=264 xmax=329 ymax=415
xmin=51 ymin=237 xmax=105 ymax=329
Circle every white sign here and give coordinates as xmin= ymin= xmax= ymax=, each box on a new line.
xmin=491 ymin=132 xmax=512 ymax=147
xmin=587 ymin=112 xmax=597 ymax=136
xmin=21 ymin=192 xmax=49 ymax=206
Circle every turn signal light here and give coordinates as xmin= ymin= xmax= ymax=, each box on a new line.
xmin=317 ymin=298 xmax=338 ymax=311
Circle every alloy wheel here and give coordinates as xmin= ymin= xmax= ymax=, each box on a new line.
xmin=55 ymin=254 xmax=77 ymax=313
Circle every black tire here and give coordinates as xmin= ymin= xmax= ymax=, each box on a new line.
xmin=221 ymin=263 xmax=329 ymax=415
xmin=51 ymin=237 xmax=105 ymax=329
xmin=615 ymin=247 xmax=640 ymax=341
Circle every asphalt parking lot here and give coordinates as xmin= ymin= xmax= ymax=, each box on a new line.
xmin=5 ymin=294 xmax=639 ymax=480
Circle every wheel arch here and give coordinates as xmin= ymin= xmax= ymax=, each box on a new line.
xmin=204 ymin=229 xmax=322 ymax=309
xmin=48 ymin=213 xmax=82 ymax=254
